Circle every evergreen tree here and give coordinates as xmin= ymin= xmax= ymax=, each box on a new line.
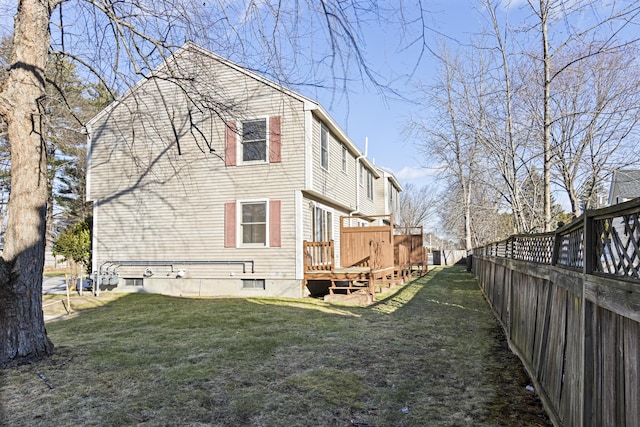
xmin=44 ymin=54 xmax=112 ymax=246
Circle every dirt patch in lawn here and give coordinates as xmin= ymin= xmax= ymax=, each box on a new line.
xmin=3 ymin=267 xmax=551 ymax=426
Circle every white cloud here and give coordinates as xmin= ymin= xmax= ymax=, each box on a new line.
xmin=394 ymin=166 xmax=436 ymax=181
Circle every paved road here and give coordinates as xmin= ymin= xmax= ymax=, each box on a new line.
xmin=43 ymin=276 xmax=92 ymax=294
xmin=43 ymin=276 xmax=67 ymax=294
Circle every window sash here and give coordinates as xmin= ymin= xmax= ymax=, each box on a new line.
xmin=342 ymin=146 xmax=347 ymax=173
xmin=241 ymin=202 xmax=266 ymax=244
xmin=242 ymin=279 xmax=265 ymax=289
xmin=313 ymin=206 xmax=333 ymax=242
xmin=320 ymin=125 xmax=329 ymax=170
xmin=242 ymin=119 xmax=267 ymax=162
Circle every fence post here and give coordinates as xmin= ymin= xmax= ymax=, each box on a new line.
xmin=577 ymin=211 xmax=595 ymax=426
xmin=583 ymin=213 xmax=595 ymax=275
xmin=551 ymin=229 xmax=561 ymax=266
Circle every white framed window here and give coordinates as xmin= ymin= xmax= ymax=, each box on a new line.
xmin=342 ymin=146 xmax=348 ymax=173
xmin=240 ymin=200 xmax=267 ymax=246
xmin=359 ymin=164 xmax=364 ymax=187
xmin=242 ymin=279 xmax=265 ymax=289
xmin=320 ymin=125 xmax=329 ymax=170
xmin=313 ymin=205 xmax=333 ymax=242
xmin=123 ymin=278 xmax=143 ymax=287
xmin=241 ymin=118 xmax=267 ymax=163
xmin=367 ymin=170 xmax=374 ymax=200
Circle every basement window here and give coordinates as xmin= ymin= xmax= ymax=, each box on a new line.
xmin=242 ymin=279 xmax=265 ymax=290
xmin=123 ymin=278 xmax=143 ymax=287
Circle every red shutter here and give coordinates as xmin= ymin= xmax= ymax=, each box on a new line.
xmin=269 ymin=200 xmax=281 ymax=247
xmin=269 ymin=116 xmax=281 ymax=163
xmin=225 ymin=121 xmax=237 ymax=166
xmin=224 ymin=202 xmax=236 ymax=248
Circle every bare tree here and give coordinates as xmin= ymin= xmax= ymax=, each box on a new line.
xmin=410 ymin=45 xmax=485 ymax=254
xmin=397 ymin=182 xmax=438 ymax=228
xmin=524 ymin=0 xmax=640 ymax=230
xmin=475 ymin=0 xmax=533 ymax=233
xmin=437 ymin=179 xmax=510 ymax=248
xmin=550 ymin=47 xmax=640 ymax=216
xmin=449 ymin=0 xmax=640 ymax=234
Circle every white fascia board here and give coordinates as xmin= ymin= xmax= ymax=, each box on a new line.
xmin=304 ymin=109 xmax=313 ymax=189
xmin=375 ymin=165 xmax=403 ymax=192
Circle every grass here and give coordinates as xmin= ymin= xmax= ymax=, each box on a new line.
xmin=1 ymin=266 xmax=551 ymax=426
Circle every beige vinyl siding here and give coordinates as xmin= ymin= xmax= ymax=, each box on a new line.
xmin=309 ymin=117 xmax=358 ymax=211
xmin=358 ymin=165 xmax=378 ymax=216
xmin=375 ymin=175 xmax=397 ymax=216
xmin=88 ymin=49 xmax=306 ymax=280
xmin=375 ymin=177 xmax=386 ymax=215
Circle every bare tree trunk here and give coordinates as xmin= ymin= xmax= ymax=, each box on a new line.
xmin=540 ymin=0 xmax=552 ymax=232
xmin=485 ymin=1 xmax=528 ymax=233
xmin=0 ymin=0 xmax=55 ymax=368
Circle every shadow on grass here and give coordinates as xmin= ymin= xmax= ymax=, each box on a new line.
xmin=370 ymin=272 xmax=435 ymax=314
xmin=1 ymin=267 xmax=551 ymax=426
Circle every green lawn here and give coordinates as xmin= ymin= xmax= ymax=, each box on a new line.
xmin=1 ymin=267 xmax=550 ymax=426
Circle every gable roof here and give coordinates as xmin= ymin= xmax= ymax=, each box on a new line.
xmin=85 ymin=41 xmax=372 ymax=168
xmin=608 ymin=169 xmax=640 ymax=204
xmin=375 ymin=165 xmax=403 ymax=191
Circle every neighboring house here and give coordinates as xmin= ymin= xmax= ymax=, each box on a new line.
xmin=375 ymin=165 xmax=402 ymax=218
xmin=608 ymin=169 xmax=640 ymax=205
xmin=86 ymin=42 xmax=402 ymax=298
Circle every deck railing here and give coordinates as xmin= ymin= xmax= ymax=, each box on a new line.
xmin=472 ymin=198 xmax=640 ymax=427
xmin=303 ymin=240 xmax=334 ymax=271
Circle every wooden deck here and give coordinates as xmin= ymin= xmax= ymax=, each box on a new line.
xmin=303 ymin=215 xmax=428 ymax=301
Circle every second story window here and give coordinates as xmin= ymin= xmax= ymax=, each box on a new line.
xmin=320 ymin=125 xmax=329 ymax=170
xmin=359 ymin=164 xmax=364 ymax=187
xmin=367 ymin=170 xmax=374 ymax=200
xmin=242 ymin=119 xmax=267 ymax=162
xmin=342 ymin=146 xmax=347 ymax=173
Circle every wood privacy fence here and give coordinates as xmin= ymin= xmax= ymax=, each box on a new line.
xmin=473 ymin=198 xmax=640 ymax=427
xmin=340 ymin=215 xmax=394 ymax=269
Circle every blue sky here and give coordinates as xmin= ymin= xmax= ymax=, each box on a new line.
xmin=304 ymin=0 xmax=489 ymax=189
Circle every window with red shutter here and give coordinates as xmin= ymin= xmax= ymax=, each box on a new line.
xmin=227 ymin=200 xmax=281 ymax=248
